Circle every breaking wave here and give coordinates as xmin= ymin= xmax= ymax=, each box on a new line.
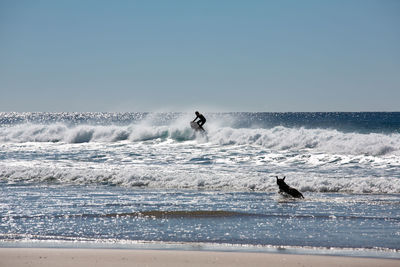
xmin=1 ymin=163 xmax=400 ymax=194
xmin=209 ymin=126 xmax=400 ymax=156
xmin=1 ymin=123 xmax=399 ymax=156
xmin=0 ymin=123 xmax=195 ymax=143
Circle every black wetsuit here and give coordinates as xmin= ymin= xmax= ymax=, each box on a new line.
xmin=195 ymin=114 xmax=206 ymax=127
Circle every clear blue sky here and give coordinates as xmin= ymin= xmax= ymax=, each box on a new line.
xmin=1 ymin=0 xmax=399 ymax=112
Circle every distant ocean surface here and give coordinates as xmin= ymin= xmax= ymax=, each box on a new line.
xmin=1 ymin=112 xmax=399 ymax=258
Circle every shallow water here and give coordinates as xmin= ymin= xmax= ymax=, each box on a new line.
xmin=1 ymin=185 xmax=399 ymax=256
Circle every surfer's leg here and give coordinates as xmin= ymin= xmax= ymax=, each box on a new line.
xmin=197 ymin=121 xmax=205 ymax=131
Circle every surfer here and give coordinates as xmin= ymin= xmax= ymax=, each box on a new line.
xmin=192 ymin=111 xmax=206 ymax=131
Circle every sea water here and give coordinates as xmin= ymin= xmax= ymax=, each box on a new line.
xmin=0 ymin=112 xmax=399 ymax=258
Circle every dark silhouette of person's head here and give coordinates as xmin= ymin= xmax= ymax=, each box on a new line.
xmin=195 ymin=111 xmax=199 ymax=116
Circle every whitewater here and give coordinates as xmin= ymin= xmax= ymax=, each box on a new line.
xmin=1 ymin=112 xmax=399 ymax=193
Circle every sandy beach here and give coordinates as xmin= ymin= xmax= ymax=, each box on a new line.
xmin=0 ymin=248 xmax=398 ymax=267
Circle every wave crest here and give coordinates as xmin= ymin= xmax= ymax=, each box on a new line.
xmin=1 ymin=164 xmax=400 ymax=194
xmin=0 ymin=123 xmax=195 ymax=143
xmin=1 ymin=123 xmax=399 ymax=156
xmin=210 ymin=126 xmax=400 ymax=156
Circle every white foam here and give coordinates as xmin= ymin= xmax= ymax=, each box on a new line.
xmin=1 ymin=155 xmax=400 ymax=194
xmin=208 ymin=126 xmax=400 ymax=156
xmin=1 ymin=123 xmax=399 ymax=157
xmin=1 ymin=121 xmax=400 ymax=194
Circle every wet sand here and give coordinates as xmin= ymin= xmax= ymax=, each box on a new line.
xmin=0 ymin=248 xmax=398 ymax=267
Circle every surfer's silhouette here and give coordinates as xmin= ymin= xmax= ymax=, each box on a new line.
xmin=192 ymin=111 xmax=206 ymax=131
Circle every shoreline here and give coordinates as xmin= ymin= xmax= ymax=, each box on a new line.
xmin=1 ymin=248 xmax=399 ymax=267
xmin=1 ymin=239 xmax=399 ymax=259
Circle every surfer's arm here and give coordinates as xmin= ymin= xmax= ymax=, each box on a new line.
xmin=192 ymin=116 xmax=199 ymax=122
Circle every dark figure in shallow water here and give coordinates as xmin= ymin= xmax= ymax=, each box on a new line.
xmin=192 ymin=111 xmax=206 ymax=131
xmin=276 ymin=176 xmax=304 ymax=198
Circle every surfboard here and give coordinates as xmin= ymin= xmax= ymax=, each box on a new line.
xmin=190 ymin=121 xmax=204 ymax=132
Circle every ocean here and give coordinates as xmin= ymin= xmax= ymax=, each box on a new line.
xmin=0 ymin=112 xmax=399 ymax=258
